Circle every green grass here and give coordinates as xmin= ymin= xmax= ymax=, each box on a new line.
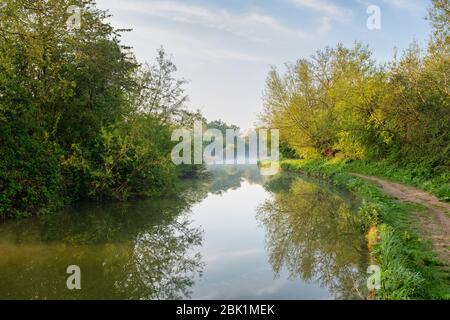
xmin=281 ymin=159 xmax=450 ymax=300
xmin=342 ymin=160 xmax=450 ymax=202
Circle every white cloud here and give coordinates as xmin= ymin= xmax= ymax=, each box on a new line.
xmin=117 ymin=23 xmax=269 ymax=64
xmin=288 ymin=0 xmax=352 ymax=33
xmin=316 ymin=16 xmax=329 ymax=33
xmin=101 ymin=0 xmax=309 ymax=43
xmin=289 ymin=0 xmax=353 ymax=19
xmin=383 ymin=0 xmax=421 ymax=11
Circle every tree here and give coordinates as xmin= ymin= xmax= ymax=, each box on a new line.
xmin=136 ymin=47 xmax=189 ymax=125
xmin=0 ymin=1 xmax=203 ymax=217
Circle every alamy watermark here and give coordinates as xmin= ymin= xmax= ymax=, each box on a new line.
xmin=66 ymin=5 xmax=82 ymax=31
xmin=0 ymin=3 xmax=82 ymax=31
xmin=66 ymin=265 xmax=81 ymax=290
xmin=367 ymin=5 xmax=381 ymax=30
xmin=171 ymin=122 xmax=280 ymax=176
xmin=367 ymin=265 xmax=381 ymax=291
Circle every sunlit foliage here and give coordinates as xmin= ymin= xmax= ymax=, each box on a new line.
xmin=260 ymin=1 xmax=449 ymax=172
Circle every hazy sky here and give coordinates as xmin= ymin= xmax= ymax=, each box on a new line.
xmin=96 ymin=0 xmax=432 ymax=129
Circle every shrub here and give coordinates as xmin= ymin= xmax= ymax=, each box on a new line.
xmin=0 ymin=125 xmax=64 ymax=218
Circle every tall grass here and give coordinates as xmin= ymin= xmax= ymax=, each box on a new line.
xmin=374 ymin=225 xmax=425 ymax=299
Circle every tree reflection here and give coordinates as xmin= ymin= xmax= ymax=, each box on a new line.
xmin=258 ymin=175 xmax=369 ymax=299
xmin=206 ymin=165 xmax=266 ymax=194
xmin=116 ymin=218 xmax=204 ymax=300
xmin=0 ymin=167 xmax=270 ymax=299
xmin=0 ymin=186 xmax=206 ymax=299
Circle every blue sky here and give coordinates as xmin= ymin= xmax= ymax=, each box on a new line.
xmin=96 ymin=0 xmax=432 ymax=129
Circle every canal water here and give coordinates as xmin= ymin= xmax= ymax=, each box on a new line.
xmin=0 ymin=165 xmax=369 ymax=299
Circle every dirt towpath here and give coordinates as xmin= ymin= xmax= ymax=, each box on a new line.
xmin=351 ymin=173 xmax=450 ymax=265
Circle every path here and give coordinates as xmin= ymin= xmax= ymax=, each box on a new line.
xmin=351 ymin=173 xmax=450 ymax=265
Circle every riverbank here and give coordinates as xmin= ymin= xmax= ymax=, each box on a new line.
xmin=281 ymin=159 xmax=450 ymax=300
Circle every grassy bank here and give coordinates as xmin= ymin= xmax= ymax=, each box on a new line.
xmin=340 ymin=160 xmax=450 ymax=202
xmin=281 ymin=159 xmax=450 ymax=300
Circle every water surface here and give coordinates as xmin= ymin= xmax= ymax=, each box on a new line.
xmin=0 ymin=165 xmax=369 ymax=299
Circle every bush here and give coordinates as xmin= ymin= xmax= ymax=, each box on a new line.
xmin=0 ymin=124 xmax=64 ymax=218
xmin=61 ymin=115 xmax=178 ymax=202
xmin=358 ymin=201 xmax=380 ymax=232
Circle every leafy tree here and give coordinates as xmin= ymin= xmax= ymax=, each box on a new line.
xmin=136 ymin=47 xmax=189 ymax=125
xmin=0 ymin=1 xmax=204 ymax=217
xmin=260 ymin=0 xmax=449 ymax=174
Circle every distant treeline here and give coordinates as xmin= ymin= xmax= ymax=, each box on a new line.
xmin=260 ymin=0 xmax=449 ymax=174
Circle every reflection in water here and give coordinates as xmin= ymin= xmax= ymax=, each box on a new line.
xmin=0 ymin=192 xmax=206 ymax=300
xmin=258 ymin=174 xmax=369 ymax=299
xmin=121 ymin=218 xmax=204 ymax=300
xmin=0 ymin=165 xmax=369 ymax=299
xmin=206 ymin=164 xmax=267 ymax=195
